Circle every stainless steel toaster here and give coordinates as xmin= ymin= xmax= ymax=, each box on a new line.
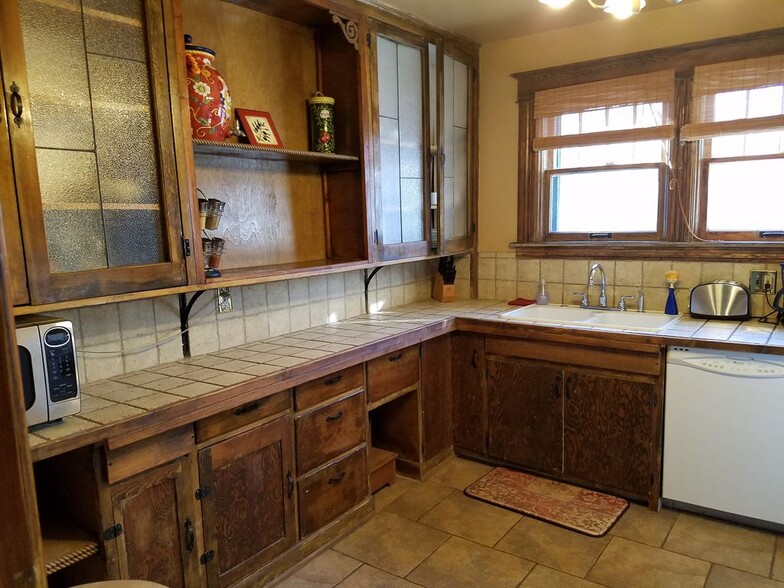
xmin=689 ymin=281 xmax=751 ymax=320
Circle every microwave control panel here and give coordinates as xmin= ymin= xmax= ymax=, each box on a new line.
xmin=44 ymin=327 xmax=78 ymax=402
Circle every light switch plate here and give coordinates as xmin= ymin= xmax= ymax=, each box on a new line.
xmin=749 ymin=271 xmax=777 ymax=294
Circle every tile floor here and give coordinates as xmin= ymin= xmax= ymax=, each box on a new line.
xmin=274 ymin=457 xmax=784 ymax=588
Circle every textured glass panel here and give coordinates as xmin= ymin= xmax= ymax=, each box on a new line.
xmin=397 ymin=45 xmax=423 ymax=179
xmin=89 ymin=54 xmax=161 ymax=207
xmin=84 ymin=0 xmax=146 ymax=61
xmin=451 ymin=127 xmax=468 ymax=238
xmin=104 ymin=210 xmax=164 ymax=266
xmin=400 ymin=178 xmax=424 ymax=243
xmin=453 ymin=59 xmax=469 ymax=129
xmin=443 ymin=57 xmax=455 ymax=179
xmin=443 ymin=177 xmax=454 ymax=240
xmin=18 ymin=0 xmax=95 ymax=150
xmin=377 ymin=37 xmax=399 ymax=120
xmin=429 ymin=44 xmax=437 ymax=143
xmin=37 ymin=149 xmax=102 ymax=206
xmin=380 ymin=117 xmax=402 ymax=244
xmin=44 ymin=210 xmax=108 ymax=273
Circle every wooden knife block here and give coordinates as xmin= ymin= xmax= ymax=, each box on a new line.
xmin=432 ymin=274 xmax=455 ymax=303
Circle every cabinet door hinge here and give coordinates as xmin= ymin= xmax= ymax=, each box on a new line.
xmin=366 ymin=32 xmax=371 ymax=48
xmin=103 ymin=523 xmax=123 ymax=541
xmin=200 ymin=550 xmax=215 ymax=565
xmin=195 ymin=486 xmax=211 ymax=500
xmin=182 ymin=237 xmax=191 ymax=257
xmin=373 ymin=229 xmax=379 ymax=244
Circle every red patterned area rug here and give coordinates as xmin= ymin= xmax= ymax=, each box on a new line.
xmin=464 ymin=467 xmax=628 ymax=537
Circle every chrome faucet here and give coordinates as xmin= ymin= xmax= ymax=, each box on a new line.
xmin=587 ymin=263 xmax=607 ymax=308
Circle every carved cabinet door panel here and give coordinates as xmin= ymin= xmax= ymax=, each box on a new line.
xmin=198 ymin=416 xmax=296 ymax=588
xmin=108 ymin=454 xmax=204 ymax=587
xmin=563 ymin=370 xmax=656 ymax=498
xmin=486 ymin=357 xmax=563 ymax=473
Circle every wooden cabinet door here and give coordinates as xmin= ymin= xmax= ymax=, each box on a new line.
xmin=563 ymin=370 xmax=656 ymax=497
xmin=198 ymin=416 xmax=296 ymax=588
xmin=369 ymin=22 xmax=432 ymax=261
xmin=421 ymin=335 xmax=452 ymax=461
xmin=451 ymin=332 xmax=486 ymax=455
xmin=108 ymin=454 xmax=204 ymax=587
xmin=486 ymin=357 xmax=563 ymax=473
xmin=0 ymin=0 xmax=192 ymax=304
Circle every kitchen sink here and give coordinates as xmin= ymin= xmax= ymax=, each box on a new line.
xmin=501 ymin=305 xmax=680 ymax=332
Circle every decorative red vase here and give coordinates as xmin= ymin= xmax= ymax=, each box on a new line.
xmin=185 ymin=35 xmax=232 ymax=140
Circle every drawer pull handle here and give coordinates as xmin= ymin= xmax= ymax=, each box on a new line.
xmin=185 ymin=518 xmax=195 ymax=552
xmin=234 ymin=400 xmax=261 ymax=416
xmin=325 ymin=410 xmax=344 ymax=422
xmin=287 ymin=471 xmax=294 ymax=499
xmin=325 ymin=374 xmax=343 ymax=385
xmin=328 ymin=472 xmax=346 ymax=484
xmin=388 ymin=353 xmax=403 ymax=362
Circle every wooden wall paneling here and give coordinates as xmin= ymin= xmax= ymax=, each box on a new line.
xmin=420 ymin=335 xmax=452 ymax=461
xmin=486 ymin=357 xmax=562 ymax=474
xmin=451 ymin=332 xmax=486 ymax=455
xmin=0 ymin=186 xmax=44 ymax=584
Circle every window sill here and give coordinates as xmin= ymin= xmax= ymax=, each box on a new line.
xmin=510 ymin=241 xmax=784 ymax=263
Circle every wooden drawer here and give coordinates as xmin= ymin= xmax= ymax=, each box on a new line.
xmin=195 ymin=390 xmax=291 ymax=444
xmin=105 ymin=425 xmax=194 ymax=484
xmin=298 ymin=447 xmax=368 ymax=538
xmin=366 ymin=345 xmax=419 ymax=404
xmin=295 ymin=364 xmax=364 ymax=411
xmin=296 ymin=390 xmax=366 ymax=474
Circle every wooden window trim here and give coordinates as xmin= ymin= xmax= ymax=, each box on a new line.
xmin=513 ymin=28 xmax=784 ymax=263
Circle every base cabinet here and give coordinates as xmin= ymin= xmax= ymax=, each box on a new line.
xmin=451 ymin=332 xmax=486 ymax=456
xmin=103 ymin=454 xmax=205 ymax=587
xmin=198 ymin=416 xmax=296 ymax=588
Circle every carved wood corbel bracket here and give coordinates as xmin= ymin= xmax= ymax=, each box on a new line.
xmin=330 ymin=13 xmax=359 ymax=51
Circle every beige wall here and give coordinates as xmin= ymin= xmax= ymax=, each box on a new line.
xmin=478 ymin=0 xmax=784 ymax=252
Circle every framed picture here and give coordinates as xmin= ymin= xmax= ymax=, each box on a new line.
xmin=235 ymin=109 xmax=283 ymax=148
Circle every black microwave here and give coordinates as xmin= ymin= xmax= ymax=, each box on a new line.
xmin=15 ymin=315 xmax=81 ymax=427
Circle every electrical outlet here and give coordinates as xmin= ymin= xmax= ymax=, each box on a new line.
xmin=217 ymin=288 xmax=233 ymax=313
xmin=749 ymin=271 xmax=777 ymax=294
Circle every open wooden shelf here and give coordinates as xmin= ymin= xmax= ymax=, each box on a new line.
xmin=205 ymin=258 xmax=369 ymax=284
xmin=193 ymin=139 xmax=360 ymax=166
xmin=41 ymin=519 xmax=99 ymax=575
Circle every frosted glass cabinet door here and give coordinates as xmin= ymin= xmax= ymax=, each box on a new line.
xmin=442 ymin=53 xmax=470 ymax=243
xmin=0 ymin=0 xmax=189 ymax=304
xmin=373 ymin=28 xmax=429 ymax=259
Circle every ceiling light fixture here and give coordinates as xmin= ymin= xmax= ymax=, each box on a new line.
xmin=538 ymin=0 xmax=682 ymax=20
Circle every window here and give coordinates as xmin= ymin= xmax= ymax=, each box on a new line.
xmin=534 ymin=71 xmax=674 ymax=240
xmin=513 ymin=29 xmax=784 ymax=260
xmin=682 ymin=55 xmax=784 ymax=240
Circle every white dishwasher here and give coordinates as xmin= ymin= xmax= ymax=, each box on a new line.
xmin=663 ymin=346 xmax=784 ymax=530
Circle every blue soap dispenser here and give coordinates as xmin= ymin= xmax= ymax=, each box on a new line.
xmin=664 ymin=271 xmax=679 ymax=315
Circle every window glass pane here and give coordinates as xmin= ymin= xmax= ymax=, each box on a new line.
xmin=554 ymin=140 xmax=666 ymax=169
xmin=559 ymin=113 xmax=580 ymax=135
xmin=748 ymin=85 xmax=783 ymax=118
xmin=710 ymin=130 xmax=784 ymax=158
xmin=549 ymin=168 xmax=660 ymax=233
xmin=705 ymin=159 xmax=784 ymax=231
xmin=713 ymin=90 xmax=748 ymax=121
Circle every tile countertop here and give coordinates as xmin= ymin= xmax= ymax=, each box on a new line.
xmin=27 ymin=300 xmax=784 ymax=461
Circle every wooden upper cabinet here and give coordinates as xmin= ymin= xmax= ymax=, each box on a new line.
xmin=0 ymin=0 xmax=193 ymax=305
xmin=433 ymin=41 xmax=476 ymax=255
xmin=369 ymin=22 xmax=431 ymax=261
xmin=184 ymin=0 xmax=369 ymax=282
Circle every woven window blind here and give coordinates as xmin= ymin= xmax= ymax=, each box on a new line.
xmin=533 ymin=70 xmax=675 ymax=151
xmin=681 ymin=54 xmax=784 ymax=141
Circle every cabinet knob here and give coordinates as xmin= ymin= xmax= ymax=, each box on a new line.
xmin=388 ymin=352 xmax=403 ymax=362
xmin=328 ymin=471 xmax=346 ymax=484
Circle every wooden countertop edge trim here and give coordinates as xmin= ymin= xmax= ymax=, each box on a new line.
xmin=30 ymin=319 xmax=454 ymax=462
xmin=30 ymin=311 xmax=782 ymax=462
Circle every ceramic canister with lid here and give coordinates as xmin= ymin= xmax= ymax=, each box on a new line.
xmin=185 ymin=34 xmax=232 ymax=140
xmin=308 ymin=92 xmax=335 ymax=153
